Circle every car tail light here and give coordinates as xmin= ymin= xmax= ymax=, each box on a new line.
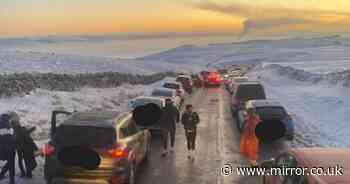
xmin=108 ymin=144 xmax=129 ymax=159
xmin=43 ymin=143 xmax=55 ymax=156
xmin=111 ymin=175 xmax=124 ymax=184
xmin=176 ymin=89 xmax=181 ymax=96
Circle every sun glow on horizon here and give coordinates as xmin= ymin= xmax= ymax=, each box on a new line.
xmin=2 ymin=0 xmax=350 ymax=37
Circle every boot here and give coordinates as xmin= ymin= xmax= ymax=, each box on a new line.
xmin=26 ymin=171 xmax=33 ymax=178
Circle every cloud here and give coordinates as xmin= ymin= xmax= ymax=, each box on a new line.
xmin=240 ymin=18 xmax=314 ymax=37
xmin=194 ymin=1 xmax=350 ymax=37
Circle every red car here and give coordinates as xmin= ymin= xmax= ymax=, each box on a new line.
xmin=204 ymin=72 xmax=221 ymax=87
xmin=262 ymin=148 xmax=350 ymax=184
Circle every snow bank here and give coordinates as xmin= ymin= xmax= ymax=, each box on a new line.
xmin=262 ymin=64 xmax=350 ymax=87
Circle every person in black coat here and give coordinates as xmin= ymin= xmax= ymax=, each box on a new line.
xmin=9 ymin=112 xmax=38 ymax=178
xmin=159 ymin=99 xmax=180 ymax=156
xmin=0 ymin=114 xmax=16 ymax=184
xmin=181 ymin=104 xmax=200 ymax=159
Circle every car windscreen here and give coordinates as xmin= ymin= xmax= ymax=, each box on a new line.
xmin=151 ymin=90 xmax=173 ymax=97
xmin=236 ymin=85 xmax=266 ymax=101
xmin=133 ymin=99 xmax=162 ymax=108
xmin=54 ymin=124 xmax=116 ymax=148
xmin=163 ymin=83 xmax=180 ymax=90
xmin=177 ymin=77 xmax=190 ymax=83
xmin=256 ymin=107 xmax=287 ymax=120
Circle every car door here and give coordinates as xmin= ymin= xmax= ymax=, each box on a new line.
xmin=120 ymin=119 xmax=147 ymax=165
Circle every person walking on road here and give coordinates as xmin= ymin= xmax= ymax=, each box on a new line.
xmin=160 ymin=98 xmax=180 ymax=156
xmin=240 ymin=108 xmax=261 ymax=167
xmin=0 ymin=114 xmax=16 ymax=184
xmin=9 ymin=112 xmax=38 ymax=178
xmin=181 ymin=104 xmax=200 ymax=159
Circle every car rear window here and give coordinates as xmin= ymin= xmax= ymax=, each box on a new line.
xmin=236 ymin=84 xmax=266 ymax=101
xmin=163 ymin=83 xmax=180 ymax=90
xmin=152 ymin=90 xmax=173 ymax=97
xmin=177 ymin=77 xmax=190 ymax=83
xmin=55 ymin=125 xmax=116 ymax=148
xmin=256 ymin=107 xmax=287 ymax=120
xmin=132 ymin=99 xmax=162 ymax=108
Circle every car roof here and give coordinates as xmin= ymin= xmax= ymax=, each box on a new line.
xmin=134 ymin=96 xmax=165 ymax=101
xmin=290 ymin=148 xmax=350 ymax=183
xmin=163 ymin=77 xmax=177 ymax=81
xmin=233 ymin=76 xmax=248 ymax=80
xmin=162 ymin=81 xmax=181 ymax=85
xmin=237 ymin=81 xmax=262 ymax=85
xmin=177 ymin=75 xmax=191 ymax=78
xmin=246 ymin=100 xmax=282 ymax=108
xmin=153 ymin=88 xmax=175 ymax=92
xmin=61 ymin=111 xmax=120 ymax=128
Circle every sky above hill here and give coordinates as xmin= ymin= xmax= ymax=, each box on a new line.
xmin=2 ymin=0 xmax=350 ymax=38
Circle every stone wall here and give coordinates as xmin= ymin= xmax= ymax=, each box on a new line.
xmin=0 ymin=72 xmax=176 ymax=98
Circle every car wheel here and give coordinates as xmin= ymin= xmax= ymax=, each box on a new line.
xmin=126 ymin=163 xmax=136 ymax=184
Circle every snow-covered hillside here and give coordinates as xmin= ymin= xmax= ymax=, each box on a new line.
xmin=0 ymin=51 xmax=203 ymax=75
xmin=2 ymin=35 xmax=350 ymax=75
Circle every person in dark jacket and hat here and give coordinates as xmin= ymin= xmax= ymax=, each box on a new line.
xmin=0 ymin=113 xmax=16 ymax=184
xmin=9 ymin=112 xmax=38 ymax=178
xmin=159 ymin=98 xmax=180 ymax=156
xmin=181 ymin=104 xmax=200 ymax=159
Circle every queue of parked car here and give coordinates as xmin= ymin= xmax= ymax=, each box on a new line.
xmin=42 ymin=74 xmax=199 ymax=184
xmin=221 ymin=65 xmax=295 ymax=143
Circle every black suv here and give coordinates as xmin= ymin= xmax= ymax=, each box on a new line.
xmin=44 ymin=111 xmax=151 ymax=184
xmin=230 ymin=81 xmax=266 ymax=117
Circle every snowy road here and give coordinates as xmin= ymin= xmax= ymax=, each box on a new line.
xmin=0 ymin=86 xmax=289 ymax=184
xmin=135 ymin=87 xmax=288 ymax=184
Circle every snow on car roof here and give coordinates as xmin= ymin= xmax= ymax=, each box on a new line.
xmin=61 ymin=111 xmax=120 ymax=128
xmin=246 ymin=100 xmax=282 ymax=108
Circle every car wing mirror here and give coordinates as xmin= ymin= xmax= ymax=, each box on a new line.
xmin=128 ymin=101 xmax=135 ymax=108
xmin=260 ymin=158 xmax=275 ymax=169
